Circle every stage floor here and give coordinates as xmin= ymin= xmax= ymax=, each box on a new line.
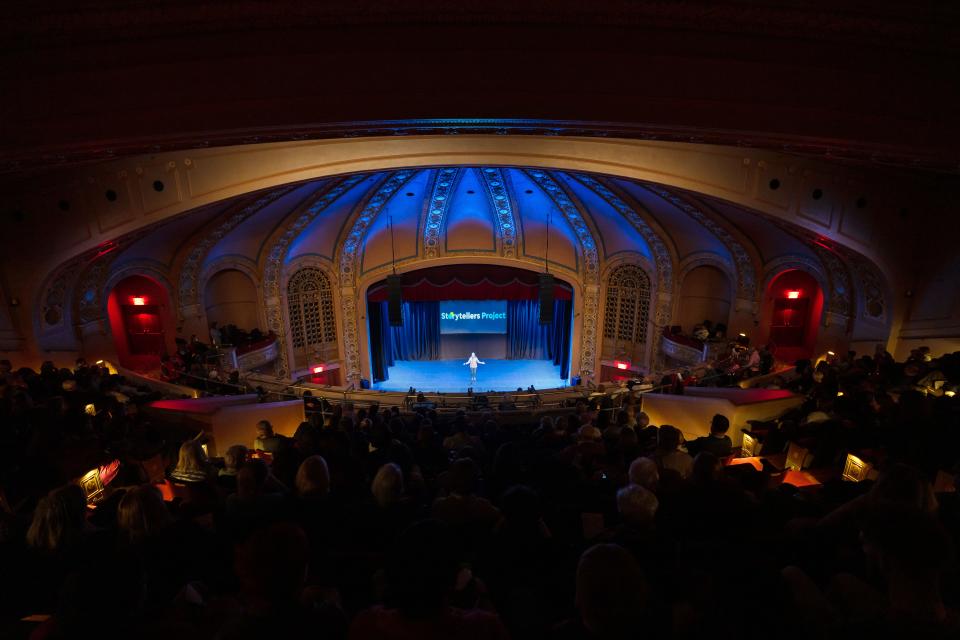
xmin=372 ymin=359 xmax=566 ymax=392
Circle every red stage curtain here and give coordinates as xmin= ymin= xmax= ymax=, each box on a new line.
xmin=367 ymin=265 xmax=572 ymax=302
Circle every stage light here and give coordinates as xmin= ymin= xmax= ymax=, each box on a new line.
xmin=837 ymin=391 xmax=844 ymax=397
xmin=946 ymin=390 xmax=956 ymax=397
xmin=95 ymin=360 xmax=104 ymax=365
xmin=787 ymin=290 xmax=801 ymax=299
xmin=312 ymin=365 xmax=324 ymax=374
xmin=827 ymin=351 xmax=836 ymax=356
xmin=131 ymin=296 xmax=146 ymax=306
xmin=614 ymin=361 xmax=629 ymax=370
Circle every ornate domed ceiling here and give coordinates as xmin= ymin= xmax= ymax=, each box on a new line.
xmin=34 ymin=166 xmax=890 ymax=357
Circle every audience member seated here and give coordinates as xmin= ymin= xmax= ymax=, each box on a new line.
xmin=553 ymin=543 xmax=654 ymax=639
xmin=685 ymin=413 xmax=733 ymax=458
xmin=169 ymin=439 xmax=214 ymax=484
xmin=254 ymin=419 xmax=286 ymax=453
xmin=350 ymin=519 xmax=509 ymax=640
xmin=2 ymin=347 xmax=960 ymax=639
xmin=432 ymin=458 xmax=502 ymax=536
xmin=218 ymin=444 xmax=248 ymax=492
xmin=654 ymin=425 xmax=694 ymax=481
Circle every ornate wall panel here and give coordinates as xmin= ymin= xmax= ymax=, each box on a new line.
xmin=569 ymin=174 xmax=674 ymax=293
xmin=521 ymin=169 xmax=601 ymax=377
xmin=337 ymin=170 xmax=420 ymax=383
xmin=810 ymin=244 xmax=854 ymax=319
xmin=177 ymin=186 xmax=298 ymax=314
xmin=642 ymin=186 xmax=759 ymax=300
xmin=262 ymin=175 xmax=367 ymax=377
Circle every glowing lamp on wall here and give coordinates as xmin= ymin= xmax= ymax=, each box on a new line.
xmin=614 ymin=361 xmax=629 ymax=370
xmin=786 ymin=290 xmax=801 ymax=299
xmin=312 ymin=365 xmax=325 ymax=374
xmin=131 ymin=296 xmax=146 ymax=306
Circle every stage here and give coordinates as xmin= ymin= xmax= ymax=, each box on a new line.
xmin=371 ymin=359 xmax=566 ymax=392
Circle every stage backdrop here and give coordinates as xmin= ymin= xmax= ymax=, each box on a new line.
xmin=367 ymin=265 xmax=573 ymax=384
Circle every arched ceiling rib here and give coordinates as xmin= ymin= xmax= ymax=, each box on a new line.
xmin=36 ymin=164 xmax=896 ymax=355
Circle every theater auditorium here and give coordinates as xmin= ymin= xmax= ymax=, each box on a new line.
xmin=1 ymin=3 xmax=959 ymax=639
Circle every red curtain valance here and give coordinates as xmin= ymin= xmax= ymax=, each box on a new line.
xmin=367 ymin=264 xmax=572 ymax=302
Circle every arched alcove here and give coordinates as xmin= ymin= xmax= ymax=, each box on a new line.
xmin=763 ymin=269 xmax=823 ymax=361
xmin=106 ymin=274 xmax=175 ymax=371
xmin=677 ymin=265 xmax=732 ymax=333
xmin=204 ymin=269 xmax=259 ymax=332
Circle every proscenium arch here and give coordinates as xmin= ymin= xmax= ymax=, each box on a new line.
xmin=353 ymin=254 xmax=585 ymax=387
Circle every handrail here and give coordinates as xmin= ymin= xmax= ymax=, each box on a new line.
xmin=168 ymin=371 xmax=249 ymax=394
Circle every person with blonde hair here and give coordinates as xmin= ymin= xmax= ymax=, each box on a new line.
xmin=170 ymin=439 xmax=212 ymax=484
xmin=26 ymin=484 xmax=88 ymax=554
xmin=294 ymin=455 xmax=330 ymax=497
xmin=116 ymin=484 xmax=172 ymax=544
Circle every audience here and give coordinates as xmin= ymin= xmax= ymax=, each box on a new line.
xmin=1 ymin=347 xmax=959 ymax=639
xmin=686 ymin=413 xmax=733 ymax=458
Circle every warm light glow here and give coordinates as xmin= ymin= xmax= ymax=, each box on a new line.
xmin=787 ymin=290 xmax=801 ymax=299
xmin=95 ymin=359 xmax=104 ymax=365
xmin=947 ymin=390 xmax=957 ymax=398
xmin=84 ymin=403 xmax=96 ymax=416
xmin=738 ymin=332 xmax=747 ymax=338
xmin=131 ymin=296 xmax=146 ymax=306
xmin=200 ymin=444 xmax=209 ymax=456
xmin=614 ymin=361 xmax=629 ymax=370
xmin=827 ymin=351 xmax=836 ymax=356
xmin=842 ymin=453 xmax=871 ymax=482
xmin=836 ymin=391 xmax=844 ymax=397
xmin=312 ymin=365 xmax=325 ymax=374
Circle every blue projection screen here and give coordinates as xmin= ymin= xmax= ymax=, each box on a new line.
xmin=439 ymin=300 xmax=508 ymax=334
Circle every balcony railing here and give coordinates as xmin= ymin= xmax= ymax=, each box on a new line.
xmin=219 ymin=337 xmax=280 ymax=372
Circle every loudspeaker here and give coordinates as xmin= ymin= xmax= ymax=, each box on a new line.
xmin=538 ymin=273 xmax=554 ymax=324
xmin=387 ymin=274 xmax=403 ymax=326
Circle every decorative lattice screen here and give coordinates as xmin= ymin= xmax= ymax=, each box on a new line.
xmin=603 ymin=264 xmax=651 ymax=346
xmin=287 ymin=268 xmax=336 ymax=353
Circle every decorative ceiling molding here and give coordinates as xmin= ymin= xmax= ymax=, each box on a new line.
xmin=176 ymin=185 xmax=301 ymax=313
xmin=522 ymin=169 xmax=600 ymax=378
xmin=810 ymin=244 xmax=855 ymax=319
xmin=762 ymin=254 xmax=831 ymax=304
xmin=337 ymin=169 xmax=421 ymax=383
xmin=642 ymin=185 xmax=759 ymax=300
xmin=423 ymin=167 xmax=461 ymax=259
xmin=521 ymin=170 xmax=600 ymax=284
xmin=261 ymin=174 xmax=368 ymax=378
xmin=36 ymin=221 xmax=164 ymax=339
xmin=478 ymin=167 xmax=519 ymax=258
xmin=568 ymin=173 xmax=674 ymax=293
xmin=5 ymin=118 xmax=956 ymax=178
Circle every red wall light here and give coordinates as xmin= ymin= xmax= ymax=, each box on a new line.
xmin=614 ymin=361 xmax=629 ymax=370
xmin=312 ymin=365 xmax=324 ymax=374
xmin=786 ymin=290 xmax=801 ymax=299
xmin=131 ymin=296 xmax=146 ymax=306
